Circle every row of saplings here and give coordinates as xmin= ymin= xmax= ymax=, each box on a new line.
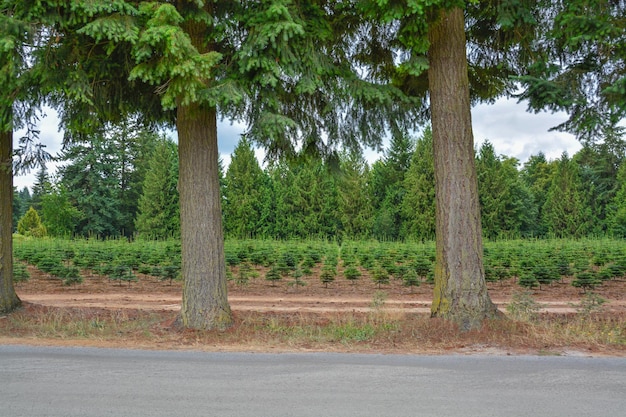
xmin=13 ymin=243 xmax=624 ymax=293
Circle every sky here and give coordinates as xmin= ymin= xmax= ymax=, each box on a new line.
xmin=13 ymin=97 xmax=582 ymax=191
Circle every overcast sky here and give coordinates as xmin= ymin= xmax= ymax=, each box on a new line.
xmin=13 ymin=97 xmax=582 ymax=191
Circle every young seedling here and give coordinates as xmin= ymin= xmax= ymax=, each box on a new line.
xmin=265 ymin=265 xmax=282 ymax=287
xmin=288 ymin=266 xmax=306 ymax=292
xmin=320 ymin=266 xmax=336 ymax=288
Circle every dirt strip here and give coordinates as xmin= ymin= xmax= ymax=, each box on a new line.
xmin=19 ymin=293 xmax=626 ymax=314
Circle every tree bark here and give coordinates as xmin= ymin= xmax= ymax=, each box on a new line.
xmin=428 ymin=8 xmax=498 ymax=330
xmin=177 ymin=102 xmax=233 ymax=330
xmin=0 ymin=126 xmax=21 ymax=314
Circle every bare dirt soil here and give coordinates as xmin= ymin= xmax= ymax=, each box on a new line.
xmin=3 ymin=265 xmax=626 ymax=356
xmin=14 ymin=264 xmax=626 ymax=314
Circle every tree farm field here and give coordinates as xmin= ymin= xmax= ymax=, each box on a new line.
xmin=2 ymin=237 xmax=625 ymax=356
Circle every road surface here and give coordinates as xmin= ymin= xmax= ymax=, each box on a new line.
xmin=1 ymin=346 xmax=624 ymax=417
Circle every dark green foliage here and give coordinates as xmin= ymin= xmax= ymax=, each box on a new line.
xmin=476 ymin=141 xmax=535 ymax=239
xmin=371 ymin=265 xmax=390 ymax=289
xmin=542 ymin=153 xmax=589 ymax=237
xmin=265 ymin=265 xmax=282 ymax=287
xmin=288 ymin=266 xmax=306 ymax=291
xmin=109 ymin=265 xmax=137 ymax=287
xmin=223 ymin=137 xmax=267 ymax=238
xmin=401 ymin=128 xmax=435 ymax=240
xmin=135 ymin=137 xmax=179 ymax=239
xmin=411 ymin=257 xmax=431 ymax=279
xmin=62 ymin=266 xmax=83 ymax=286
xmin=402 ymin=269 xmax=420 ymax=291
xmin=516 ymin=0 xmax=626 ymax=143
xmin=57 ymin=136 xmax=123 ymax=238
xmin=235 ymin=263 xmax=252 ymax=287
xmin=572 ymin=270 xmax=601 ymax=292
xmin=343 ymin=265 xmax=361 ymax=283
xmin=608 ymin=163 xmax=626 ymax=237
xmin=518 ymin=272 xmax=539 ymax=289
xmin=12 ymin=262 xmax=30 ymax=283
xmin=13 ymin=187 xmax=31 ymax=232
xmin=532 ymin=265 xmax=560 ymax=288
xmin=320 ymin=266 xmax=336 ymax=288
xmin=159 ymin=265 xmax=180 ymax=285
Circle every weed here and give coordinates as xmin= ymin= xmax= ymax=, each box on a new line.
xmin=506 ymin=290 xmax=541 ymax=322
xmin=572 ymin=292 xmax=607 ymax=317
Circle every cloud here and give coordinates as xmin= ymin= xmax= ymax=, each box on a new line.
xmin=472 ymin=97 xmax=582 ymax=163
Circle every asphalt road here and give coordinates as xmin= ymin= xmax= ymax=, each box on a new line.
xmin=1 ymin=346 xmax=624 ymax=417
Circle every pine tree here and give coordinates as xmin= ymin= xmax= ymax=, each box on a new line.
xmin=516 ymin=0 xmax=626 ymax=143
xmin=401 ymin=128 xmax=435 ymax=240
xmin=521 ymin=152 xmax=554 ymax=237
xmin=135 ymin=138 xmax=179 ymax=239
xmin=574 ymin=143 xmax=623 ymax=235
xmin=30 ymin=165 xmax=51 ymax=212
xmin=607 ymin=162 xmax=626 ymax=237
xmin=58 ymin=135 xmax=121 ymax=238
xmin=337 ymin=151 xmax=373 ymax=239
xmin=223 ymin=137 xmax=266 ymax=238
xmin=39 ymin=185 xmax=83 ymax=237
xmin=542 ymin=152 xmax=589 ymax=237
xmin=17 ymin=207 xmax=46 ymax=237
xmin=476 ymin=141 xmax=534 ymax=239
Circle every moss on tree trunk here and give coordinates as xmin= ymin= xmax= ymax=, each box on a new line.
xmin=177 ymin=103 xmax=233 ymax=330
xmin=0 ymin=127 xmax=21 ymax=313
xmin=428 ymin=8 xmax=499 ymax=330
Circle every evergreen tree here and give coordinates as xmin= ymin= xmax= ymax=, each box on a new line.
xmin=58 ymin=135 xmax=121 ymax=238
xmin=17 ymin=206 xmax=46 ymax=237
xmin=30 ymin=165 xmax=51 ymax=212
xmin=521 ymin=152 xmax=554 ymax=237
xmin=356 ymin=1 xmax=538 ymax=326
xmin=223 ymin=137 xmax=266 ymax=238
xmin=476 ymin=141 xmax=534 ymax=239
xmin=607 ymin=162 xmax=626 ymax=237
xmin=401 ymin=128 xmax=435 ymax=240
xmin=371 ymin=134 xmax=414 ymax=240
xmin=12 ymin=187 xmax=31 ymax=232
xmin=39 ymin=185 xmax=83 ymax=237
xmin=337 ymin=151 xmax=373 ymax=239
xmin=517 ymin=0 xmax=626 ymax=143
xmin=574 ymin=143 xmax=623 ymax=235
xmin=135 ymin=138 xmax=179 ymax=239
xmin=110 ymin=121 xmax=161 ymax=237
xmin=542 ymin=152 xmax=589 ymax=237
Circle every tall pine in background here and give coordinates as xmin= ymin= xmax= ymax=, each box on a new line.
xmin=135 ymin=137 xmax=179 ymax=240
xmin=223 ymin=137 xmax=266 ymax=238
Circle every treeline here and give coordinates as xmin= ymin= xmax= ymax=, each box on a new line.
xmin=13 ymin=125 xmax=626 ymax=241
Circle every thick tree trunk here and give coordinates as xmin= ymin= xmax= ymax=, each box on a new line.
xmin=177 ymin=103 xmax=233 ymax=330
xmin=0 ymin=127 xmax=21 ymax=313
xmin=428 ymin=8 xmax=498 ymax=330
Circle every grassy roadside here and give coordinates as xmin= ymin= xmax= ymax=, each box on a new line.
xmin=1 ymin=302 xmax=624 ymax=356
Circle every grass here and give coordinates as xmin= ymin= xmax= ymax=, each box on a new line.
xmin=1 ymin=304 xmax=624 ymax=355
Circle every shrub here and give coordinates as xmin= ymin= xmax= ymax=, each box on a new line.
xmin=506 ymin=290 xmax=540 ymax=322
xmin=236 ymin=263 xmax=252 ymax=287
xmin=13 ymin=262 xmax=30 ymax=283
xmin=320 ymin=266 xmax=336 ymax=288
xmin=265 ymin=265 xmax=282 ymax=286
xmin=343 ymin=265 xmax=361 ymax=283
xmin=17 ymin=207 xmax=47 ymax=237
xmin=518 ymin=272 xmax=538 ymax=289
xmin=402 ymin=269 xmax=420 ymax=292
xmin=288 ymin=267 xmax=306 ymax=291
xmin=572 ymin=270 xmax=600 ymax=292
xmin=372 ymin=266 xmax=389 ymax=289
